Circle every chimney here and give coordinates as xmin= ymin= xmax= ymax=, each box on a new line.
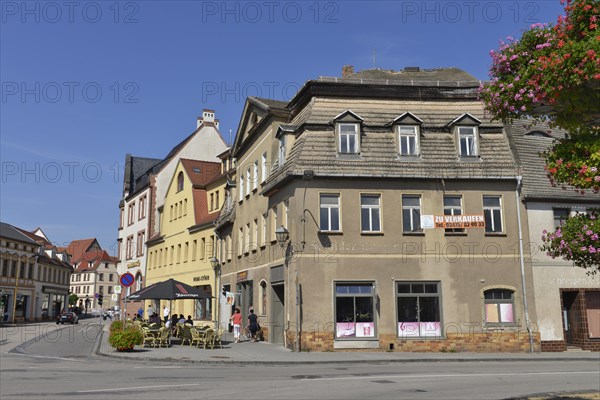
xmin=197 ymin=109 xmax=216 ymax=128
xmin=342 ymin=65 xmax=354 ymax=78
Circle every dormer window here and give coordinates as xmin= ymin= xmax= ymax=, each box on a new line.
xmin=177 ymin=171 xmax=184 ymax=192
xmin=398 ymin=126 xmax=419 ymax=156
xmin=338 ymin=123 xmax=359 ymax=154
xmin=458 ymin=126 xmax=478 ymax=156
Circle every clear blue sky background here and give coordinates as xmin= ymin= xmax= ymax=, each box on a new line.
xmin=1 ymin=0 xmax=565 ymax=253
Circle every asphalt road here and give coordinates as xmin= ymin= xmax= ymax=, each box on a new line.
xmin=1 ymin=321 xmax=599 ymax=400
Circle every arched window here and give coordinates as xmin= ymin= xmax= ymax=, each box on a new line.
xmin=177 ymin=172 xmax=184 ymax=192
xmin=135 ymin=273 xmax=142 ymax=291
xmin=484 ymin=289 xmax=515 ymax=325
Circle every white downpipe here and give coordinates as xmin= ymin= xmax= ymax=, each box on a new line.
xmin=515 ymin=176 xmax=535 ymax=353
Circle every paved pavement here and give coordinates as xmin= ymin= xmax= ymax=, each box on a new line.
xmin=3 ymin=320 xmax=600 ymax=365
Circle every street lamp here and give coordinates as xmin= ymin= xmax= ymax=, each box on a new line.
xmin=85 ymin=295 xmax=90 ymax=317
xmin=210 ymin=257 xmax=220 ymax=330
xmin=275 ymin=226 xmax=289 ymax=247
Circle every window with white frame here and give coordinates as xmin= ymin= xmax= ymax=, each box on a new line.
xmin=402 ymin=195 xmax=422 ymax=233
xmin=443 ymin=195 xmax=464 ymax=233
xmin=238 ymin=228 xmax=243 ymax=256
xmin=398 ymin=125 xmax=419 ymax=156
xmin=246 ymin=167 xmax=251 ymax=197
xmin=397 ymin=282 xmax=442 ymax=338
xmin=338 ymin=123 xmax=359 ymax=154
xmin=239 ymin=174 xmax=245 ymax=201
xmin=484 ymin=289 xmax=515 ymax=325
xmin=278 ymin=136 xmax=286 ymax=166
xmin=253 ymin=161 xmax=258 ymax=191
xmin=271 ymin=206 xmax=278 ymax=241
xmin=245 ymin=223 xmax=250 ymax=254
xmin=252 ymin=219 xmax=258 ymax=251
xmin=283 ymin=200 xmax=289 ymax=229
xmin=261 ymin=213 xmax=267 ymax=246
xmin=458 ymin=126 xmax=478 ymax=156
xmin=261 ymin=152 xmax=268 ymax=182
xmin=360 ymin=194 xmax=381 ymax=232
xmin=335 ymin=283 xmax=375 ymax=339
xmin=483 ymin=196 xmax=503 ymax=233
xmin=320 ymin=194 xmax=341 ymax=231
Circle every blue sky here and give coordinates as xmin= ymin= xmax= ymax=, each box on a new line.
xmin=1 ymin=0 xmax=565 ymax=252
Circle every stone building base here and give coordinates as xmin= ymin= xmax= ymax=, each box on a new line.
xmin=295 ymin=331 xmax=541 ymax=352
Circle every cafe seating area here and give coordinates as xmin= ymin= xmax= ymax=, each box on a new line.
xmin=135 ymin=320 xmax=225 ymax=350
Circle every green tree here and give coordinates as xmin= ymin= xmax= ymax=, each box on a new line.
xmin=68 ymin=294 xmax=79 ymax=306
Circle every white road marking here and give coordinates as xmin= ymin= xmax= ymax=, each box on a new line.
xmin=133 ymin=366 xmax=181 ymax=368
xmin=308 ymin=371 xmax=600 ymax=381
xmin=78 ymin=383 xmax=200 ymax=393
xmin=6 ymin=352 xmax=84 ymax=362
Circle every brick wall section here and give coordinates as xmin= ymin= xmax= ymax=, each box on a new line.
xmin=541 ymin=340 xmax=567 ymax=352
xmin=297 ymin=331 xmax=540 ymax=352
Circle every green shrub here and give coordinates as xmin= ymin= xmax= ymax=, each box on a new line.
xmin=109 ymin=320 xmax=124 ymax=333
xmin=108 ymin=326 xmax=143 ymax=351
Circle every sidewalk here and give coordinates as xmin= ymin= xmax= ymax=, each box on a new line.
xmin=95 ymin=325 xmax=600 ymax=365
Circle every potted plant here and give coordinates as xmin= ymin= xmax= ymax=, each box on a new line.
xmin=108 ymin=322 xmax=143 ymax=351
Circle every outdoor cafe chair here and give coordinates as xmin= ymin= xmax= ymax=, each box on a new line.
xmin=211 ymin=328 xmax=223 ymax=349
xmin=181 ymin=324 xmax=192 ymax=346
xmin=190 ymin=327 xmax=204 ymax=348
xmin=156 ymin=327 xmax=171 ymax=347
xmin=141 ymin=327 xmax=158 ymax=348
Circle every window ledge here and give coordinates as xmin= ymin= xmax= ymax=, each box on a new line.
xmin=260 ymin=245 xmax=266 ymax=249
xmin=458 ymin=155 xmax=481 ymax=161
xmin=361 ymin=231 xmax=384 ymax=236
xmin=252 ymin=188 xmax=258 ymax=193
xmin=251 ymin=249 xmax=257 ymax=254
xmin=444 ymin=232 xmax=467 ymax=236
xmin=403 ymin=232 xmax=424 ymax=236
xmin=319 ymin=230 xmax=343 ymax=235
xmin=337 ymin=153 xmax=362 ymax=160
xmin=396 ymin=154 xmax=421 ymax=160
xmin=485 ymin=233 xmax=507 ymax=237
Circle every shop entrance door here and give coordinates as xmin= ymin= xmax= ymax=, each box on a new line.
xmin=562 ymin=291 xmax=580 ymax=346
xmin=270 ymin=284 xmax=285 ymax=344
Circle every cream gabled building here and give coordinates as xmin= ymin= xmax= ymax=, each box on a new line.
xmin=145 ymin=159 xmax=226 ymax=323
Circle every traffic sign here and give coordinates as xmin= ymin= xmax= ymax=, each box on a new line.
xmin=120 ymin=272 xmax=135 ymax=287
xmin=114 ymin=285 xmax=122 ymax=294
xmin=111 ymin=293 xmax=118 ymax=301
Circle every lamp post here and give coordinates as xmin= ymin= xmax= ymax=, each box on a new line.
xmin=210 ymin=256 xmax=220 ymax=330
xmin=276 ymin=226 xmax=301 ymax=352
xmin=84 ymin=294 xmax=90 ymax=318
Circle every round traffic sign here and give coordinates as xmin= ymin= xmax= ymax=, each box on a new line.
xmin=120 ymin=272 xmax=135 ymax=287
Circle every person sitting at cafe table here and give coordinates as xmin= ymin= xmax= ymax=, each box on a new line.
xmin=149 ymin=312 xmax=161 ymax=325
xmin=178 ymin=314 xmax=186 ymax=324
xmin=185 ymin=315 xmax=193 ymax=325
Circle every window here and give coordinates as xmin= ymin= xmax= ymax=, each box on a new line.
xmin=210 ymin=193 xmax=214 ymax=211
xmin=137 ymin=231 xmax=145 ymax=256
xmin=245 ymin=223 xmax=250 ymax=254
xmin=177 ymin=171 xmax=184 ymax=192
xmin=226 ymin=235 xmax=232 ymax=261
xmin=458 ymin=126 xmax=478 ymax=156
xmin=278 ymin=136 xmax=286 ymax=166
xmin=260 ymin=280 xmax=267 ymax=315
xmin=138 ymin=195 xmax=147 ymax=220
xmin=484 ymin=289 xmax=515 ymax=325
xmin=238 ymin=228 xmax=243 ymax=256
xmin=128 ymin=203 xmax=135 ymax=225
xmin=402 ymin=195 xmax=422 ymax=233
xmin=108 ymin=274 xmax=114 ymax=282
xmin=108 ymin=286 xmax=113 ymax=294
xmin=246 ymin=168 xmax=251 ymax=196
xmin=398 ymin=126 xmax=419 ymax=156
xmin=483 ymin=196 xmax=503 ymax=233
xmin=253 ymin=219 xmax=258 ymax=252
xmin=271 ymin=206 xmax=278 ymax=241
xmin=184 ymin=242 xmax=189 ymax=262
xmin=360 ymin=194 xmax=381 ymax=232
xmin=98 ymin=273 xmax=104 ymax=281
xmin=553 ymin=208 xmax=570 ymax=228
xmin=215 ymin=191 xmax=219 ymax=210
xmin=253 ymin=161 xmax=258 ymax=191
xmin=192 ymin=240 xmax=197 ymax=261
xmin=283 ymin=200 xmax=289 ymax=229
xmin=261 ymin=152 xmax=268 ymax=182
xmin=239 ymin=174 xmax=245 ymax=202
xmin=126 ymin=236 xmax=134 ymax=259
xmin=443 ymin=195 xmax=464 ymax=233
xmin=169 ymin=205 xmax=173 ymax=221
xmin=335 ymin=283 xmax=375 ymax=339
xmin=119 ymin=207 xmax=124 ymax=229
xmin=397 ymin=282 xmax=442 ymax=337
xmin=177 ymin=244 xmax=181 ymax=263
xmin=320 ymin=194 xmax=341 ymax=231
xmin=261 ymin=213 xmax=267 ymax=246
xmin=338 ymin=123 xmax=358 ymax=154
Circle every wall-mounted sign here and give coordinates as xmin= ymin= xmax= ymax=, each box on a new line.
xmin=193 ymin=275 xmax=210 ymax=282
xmin=111 ymin=293 xmax=118 ymax=301
xmin=424 ymin=214 xmax=486 ymax=229
xmin=127 ymin=260 xmax=140 ymax=268
xmin=114 ymin=285 xmax=122 ymax=294
xmin=237 ymin=271 xmax=248 ymax=283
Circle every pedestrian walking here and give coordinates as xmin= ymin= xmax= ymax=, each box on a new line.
xmin=147 ymin=304 xmax=155 ymax=317
xmin=137 ymin=306 xmax=144 ymax=319
xmin=247 ymin=308 xmax=259 ymax=342
xmin=230 ymin=307 xmax=242 ymax=343
xmin=163 ymin=305 xmax=170 ymax=323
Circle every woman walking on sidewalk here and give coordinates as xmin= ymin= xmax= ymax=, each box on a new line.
xmin=230 ymin=308 xmax=242 ymax=343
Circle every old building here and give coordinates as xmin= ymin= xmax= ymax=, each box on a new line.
xmin=116 ymin=109 xmax=228 ymax=318
xmin=216 ymin=67 xmax=539 ymax=352
xmin=507 ymin=121 xmax=600 ymax=351
xmin=1 ymin=223 xmax=72 ymax=322
xmin=146 ymin=159 xmax=226 ymax=322
xmin=70 ymin=248 xmax=118 ymax=312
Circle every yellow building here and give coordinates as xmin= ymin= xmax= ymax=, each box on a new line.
xmin=145 ymin=158 xmax=226 ymax=324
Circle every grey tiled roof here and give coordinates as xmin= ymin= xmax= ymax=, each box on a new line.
xmin=0 ymin=222 xmax=39 ymax=245
xmin=338 ymin=67 xmax=479 ymax=84
xmin=505 ymin=121 xmax=600 ymax=201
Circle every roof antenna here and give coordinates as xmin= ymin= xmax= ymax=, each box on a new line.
xmin=372 ymin=49 xmax=376 ymax=68
xmin=229 ymin=129 xmax=232 ymax=146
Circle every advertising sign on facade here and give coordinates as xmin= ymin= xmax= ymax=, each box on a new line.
xmin=421 ymin=214 xmax=485 ymax=229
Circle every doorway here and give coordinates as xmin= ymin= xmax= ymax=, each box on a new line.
xmin=562 ymin=291 xmax=580 ymax=346
xmin=270 ymin=284 xmax=285 ymax=344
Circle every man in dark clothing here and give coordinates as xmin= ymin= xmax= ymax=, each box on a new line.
xmin=247 ymin=309 xmax=259 ymax=342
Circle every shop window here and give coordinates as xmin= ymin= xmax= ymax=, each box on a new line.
xmin=397 ymin=282 xmax=441 ymax=338
xmin=335 ymin=283 xmax=375 ymax=339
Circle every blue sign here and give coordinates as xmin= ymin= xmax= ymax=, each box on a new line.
xmin=120 ymin=272 xmax=135 ymax=287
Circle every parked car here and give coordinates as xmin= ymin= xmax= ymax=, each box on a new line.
xmin=56 ymin=312 xmax=79 ymax=324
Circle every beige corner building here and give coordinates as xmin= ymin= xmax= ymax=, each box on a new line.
xmin=215 ymin=67 xmax=540 ymax=352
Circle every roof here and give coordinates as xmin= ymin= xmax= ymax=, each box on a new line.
xmin=66 ymin=238 xmax=99 ymax=261
xmin=338 ymin=67 xmax=479 ymax=84
xmin=262 ymin=97 xmax=518 ymax=194
xmin=505 ymin=120 xmax=600 ymax=201
xmin=73 ymin=250 xmax=117 ymax=272
xmin=0 ymin=222 xmax=39 ymax=246
xmin=180 ymin=159 xmax=222 ymax=187
xmin=123 ymin=154 xmax=162 ymax=194
xmin=14 ymin=227 xmax=51 ymax=246
xmin=248 ymin=96 xmax=289 ymax=111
